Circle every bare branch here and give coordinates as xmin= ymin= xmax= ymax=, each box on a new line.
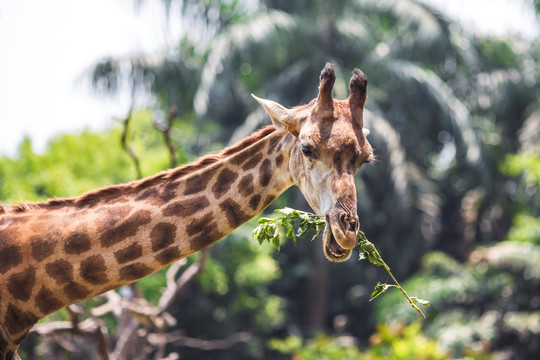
xmin=148 ymin=331 xmax=253 ymax=351
xmin=158 ymin=248 xmax=210 ymax=315
xmin=31 ymin=318 xmax=111 ymax=360
xmin=121 ymin=101 xmax=143 ymax=179
xmin=154 ymin=105 xmax=179 ymax=169
xmin=112 ymin=318 xmax=140 ymax=360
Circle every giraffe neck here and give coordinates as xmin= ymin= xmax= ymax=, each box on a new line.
xmin=0 ymin=126 xmax=295 ymax=347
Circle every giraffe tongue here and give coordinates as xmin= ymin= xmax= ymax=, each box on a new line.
xmin=324 ymin=220 xmax=347 ymax=259
xmin=329 ymin=236 xmax=346 ymax=256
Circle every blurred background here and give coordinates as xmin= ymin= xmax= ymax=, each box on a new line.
xmin=1 ymin=0 xmax=539 ymax=359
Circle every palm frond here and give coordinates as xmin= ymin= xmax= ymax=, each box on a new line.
xmin=358 ymin=109 xmax=441 ymax=273
xmin=193 ymin=10 xmax=312 ymax=125
xmin=351 ymin=0 xmax=478 ymax=69
xmin=517 ymin=108 xmax=540 ymax=154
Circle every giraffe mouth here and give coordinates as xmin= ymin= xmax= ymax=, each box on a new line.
xmin=322 ymin=218 xmax=353 ymax=262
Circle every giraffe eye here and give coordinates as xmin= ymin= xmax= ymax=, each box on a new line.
xmin=301 ymin=144 xmax=315 ymax=158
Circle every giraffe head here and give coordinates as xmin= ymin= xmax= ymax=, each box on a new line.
xmin=253 ymin=63 xmax=373 ymax=262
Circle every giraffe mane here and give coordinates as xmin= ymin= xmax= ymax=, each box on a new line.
xmin=5 ymin=125 xmax=277 ymax=214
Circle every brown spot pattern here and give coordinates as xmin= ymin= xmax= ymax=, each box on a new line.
xmin=0 ymin=334 xmax=8 ymax=356
xmin=259 ymin=159 xmax=272 ymax=187
xmin=219 ymin=199 xmax=247 ymax=228
xmin=64 ymin=231 xmax=91 ymax=255
xmin=263 ymin=195 xmax=277 ymax=208
xmin=333 ymin=152 xmax=344 ymax=175
xmin=186 ymin=213 xmax=214 ymax=237
xmin=193 ymin=225 xmax=223 ymax=251
xmin=100 ymin=209 xmax=152 ymax=248
xmin=80 ymin=255 xmax=108 ymax=284
xmin=7 ymin=267 xmax=36 ymax=301
xmin=159 ymin=181 xmax=179 ymax=203
xmin=268 ymin=136 xmax=283 ymax=154
xmin=212 ymin=168 xmax=238 ymax=198
xmin=229 ymin=148 xmax=252 ymax=166
xmin=229 ymin=137 xmax=267 ymax=165
xmin=186 ymin=213 xmax=222 ymax=250
xmin=150 ymin=222 xmax=176 ymax=252
xmin=238 ymin=174 xmax=255 ymax=197
xmin=183 ymin=166 xmax=219 ymax=195
xmin=5 ymin=304 xmax=39 ymax=336
xmin=162 ymin=196 xmax=209 ymax=217
xmin=275 ymin=154 xmax=284 ymax=166
xmin=155 ymin=246 xmax=181 ymax=265
xmin=64 ymin=281 xmax=90 ymax=301
xmin=35 ymin=287 xmax=63 ymax=314
xmin=0 ymin=245 xmax=22 ymax=274
xmin=101 ymin=192 xmax=126 ymax=205
xmin=30 ymin=236 xmax=57 ymax=262
xmin=249 ymin=195 xmax=262 ymax=210
xmin=135 ymin=187 xmax=158 ymax=202
xmin=46 ymin=259 xmax=74 ymax=285
xmin=114 ymin=243 xmax=143 ymax=264
xmin=120 ymin=263 xmax=153 ymax=281
xmin=242 ymin=153 xmax=263 ymax=171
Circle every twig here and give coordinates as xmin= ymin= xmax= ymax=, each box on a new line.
xmin=359 ymin=232 xmax=428 ymax=319
xmin=31 ymin=318 xmax=111 ymax=360
xmin=147 ymin=331 xmax=253 ymax=351
xmin=120 ymin=102 xmax=143 ymax=179
xmin=154 ymin=105 xmax=179 ymax=169
xmin=158 ymin=248 xmax=210 ymax=315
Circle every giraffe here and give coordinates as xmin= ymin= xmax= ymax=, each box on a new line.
xmin=0 ymin=63 xmax=373 ymax=359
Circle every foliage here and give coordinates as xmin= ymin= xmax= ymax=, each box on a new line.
xmin=0 ymin=110 xmax=172 ymax=204
xmin=268 ymin=333 xmax=364 ymax=360
xmin=505 ymin=213 xmax=540 ymax=244
xmin=89 ymin=0 xmax=540 ymax=276
xmin=252 ymin=207 xmax=325 ymax=251
xmin=358 ymin=232 xmax=429 ymax=318
xmin=168 ymin=229 xmax=287 ymax=359
xmin=374 ymin=245 xmax=540 ymax=359
xmin=3 ymin=0 xmax=540 ymax=358
xmin=269 ymin=322 xmax=448 ymax=360
xmin=502 ymin=150 xmax=540 ymax=190
xmin=500 ymin=145 xmax=540 ymax=244
xmin=369 ymin=148 xmax=540 ymax=359
xmin=253 ymin=208 xmax=430 ymax=318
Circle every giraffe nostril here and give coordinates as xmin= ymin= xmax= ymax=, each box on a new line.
xmin=339 ymin=213 xmax=348 ymax=228
xmin=339 ymin=213 xmax=359 ymax=233
xmin=348 ymin=219 xmax=358 ymax=233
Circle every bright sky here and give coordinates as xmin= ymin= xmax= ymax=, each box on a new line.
xmin=0 ymin=0 xmax=182 ymax=157
xmin=0 ymin=0 xmax=538 ymax=157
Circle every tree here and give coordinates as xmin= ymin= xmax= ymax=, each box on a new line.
xmin=6 ymin=0 xmax=539 ymax=358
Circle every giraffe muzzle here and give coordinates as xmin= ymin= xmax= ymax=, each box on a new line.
xmin=322 ymin=209 xmax=359 ymax=262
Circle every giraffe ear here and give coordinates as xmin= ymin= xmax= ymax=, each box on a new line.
xmin=348 ymin=69 xmax=368 ymax=128
xmin=252 ymin=94 xmax=300 ymax=137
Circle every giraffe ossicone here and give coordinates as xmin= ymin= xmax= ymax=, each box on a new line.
xmin=0 ymin=63 xmax=373 ymax=359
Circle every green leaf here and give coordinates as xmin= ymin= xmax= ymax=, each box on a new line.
xmin=286 ymin=223 xmax=295 ymax=242
xmin=359 ymin=238 xmax=386 ymax=267
xmin=370 ymin=282 xmax=392 ymax=301
xmin=252 ymin=208 xmax=429 ymax=318
xmin=411 ymin=296 xmax=430 ymax=307
xmin=312 ymin=222 xmax=325 ymax=241
xmin=271 ymin=235 xmax=281 ymax=252
xmin=277 ymin=207 xmax=299 ymax=217
xmin=296 ymin=222 xmax=311 ymax=239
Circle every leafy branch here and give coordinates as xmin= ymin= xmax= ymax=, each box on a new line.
xmin=358 ymin=232 xmax=429 ymax=319
xmin=252 ymin=207 xmax=325 ymax=251
xmin=252 ymin=208 xmax=430 ymax=319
